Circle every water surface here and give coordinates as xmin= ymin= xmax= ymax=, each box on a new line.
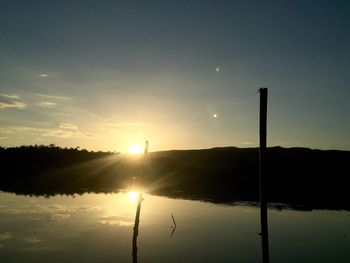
xmin=0 ymin=191 xmax=349 ymax=262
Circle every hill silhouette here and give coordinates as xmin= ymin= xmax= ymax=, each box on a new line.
xmin=0 ymin=145 xmax=349 ymax=210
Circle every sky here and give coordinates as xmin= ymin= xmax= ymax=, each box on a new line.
xmin=0 ymin=0 xmax=349 ymax=152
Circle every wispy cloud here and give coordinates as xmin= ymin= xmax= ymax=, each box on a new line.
xmin=0 ymin=233 xmax=12 ymax=241
xmin=0 ymin=128 xmax=13 ymax=139
xmin=0 ymin=101 xmax=26 ymax=109
xmin=30 ymin=92 xmax=71 ymax=100
xmin=0 ymin=204 xmax=100 ymax=216
xmin=0 ymin=93 xmax=26 ymax=109
xmin=0 ymin=128 xmax=13 ymax=134
xmin=24 ymin=237 xmax=42 ymax=244
xmin=11 ymin=126 xmax=46 ymax=132
xmin=4 ymin=125 xmax=103 ymax=139
xmin=42 ymin=129 xmax=78 ymax=138
xmin=42 ymin=129 xmax=101 ymax=138
xmin=37 ymin=101 xmax=57 ymax=108
xmin=0 ymin=93 xmax=19 ymax=99
xmin=50 ymin=214 xmax=70 ymax=221
xmin=98 ymin=215 xmax=133 ymax=227
xmin=58 ymin=122 xmax=77 ymax=130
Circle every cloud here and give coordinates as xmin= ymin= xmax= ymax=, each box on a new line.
xmin=30 ymin=92 xmax=71 ymax=100
xmin=58 ymin=122 xmax=78 ymax=130
xmin=42 ymin=130 xmax=75 ymax=138
xmin=38 ymin=74 xmax=48 ymax=78
xmin=0 ymin=128 xmax=13 ymax=134
xmin=77 ymin=206 xmax=102 ymax=212
xmin=34 ymin=204 xmax=100 ymax=215
xmin=0 ymin=128 xmax=13 ymax=139
xmin=0 ymin=233 xmax=12 ymax=241
xmin=24 ymin=237 xmax=42 ymax=244
xmin=0 ymin=101 xmax=26 ymax=109
xmin=0 ymin=204 xmax=101 ymax=216
xmin=0 ymin=93 xmax=19 ymax=99
xmin=98 ymin=215 xmax=133 ymax=227
xmin=4 ymin=125 xmax=103 ymax=139
xmin=37 ymin=101 xmax=57 ymax=108
xmin=42 ymin=129 xmax=101 ymax=138
xmin=50 ymin=213 xmax=70 ymax=221
xmin=11 ymin=126 xmax=46 ymax=132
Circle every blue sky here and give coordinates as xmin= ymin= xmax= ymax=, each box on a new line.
xmin=0 ymin=0 xmax=349 ymax=152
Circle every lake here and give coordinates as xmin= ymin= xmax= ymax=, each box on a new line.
xmin=0 ymin=191 xmax=349 ymax=262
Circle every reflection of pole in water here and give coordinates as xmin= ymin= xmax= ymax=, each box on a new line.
xmin=132 ymin=193 xmax=143 ymax=263
xmin=259 ymin=88 xmax=270 ymax=263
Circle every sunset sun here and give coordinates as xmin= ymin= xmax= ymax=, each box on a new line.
xmin=128 ymin=144 xmax=143 ymax=155
xmin=128 ymin=191 xmax=139 ymax=201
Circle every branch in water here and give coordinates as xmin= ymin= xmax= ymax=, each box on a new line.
xmin=171 ymin=213 xmax=177 ymax=238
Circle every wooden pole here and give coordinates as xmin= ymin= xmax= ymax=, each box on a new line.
xmin=144 ymin=140 xmax=149 ymax=156
xmin=259 ymin=87 xmax=270 ymax=263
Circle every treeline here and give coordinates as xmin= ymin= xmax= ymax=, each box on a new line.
xmin=147 ymin=147 xmax=350 ymax=210
xmin=0 ymin=144 xmax=115 ymax=171
xmin=1 ymin=145 xmax=349 ymax=210
xmin=0 ymin=145 xmax=120 ymax=194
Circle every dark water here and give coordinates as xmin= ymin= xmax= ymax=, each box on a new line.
xmin=0 ymin=191 xmax=349 ymax=262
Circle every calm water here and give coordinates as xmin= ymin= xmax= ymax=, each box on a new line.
xmin=0 ymin=191 xmax=349 ymax=262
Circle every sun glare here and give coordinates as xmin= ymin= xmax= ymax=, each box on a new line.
xmin=128 ymin=144 xmax=143 ymax=155
xmin=128 ymin=191 xmax=139 ymax=201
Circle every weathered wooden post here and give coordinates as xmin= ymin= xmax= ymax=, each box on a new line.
xmin=144 ymin=140 xmax=149 ymax=156
xmin=259 ymin=87 xmax=270 ymax=263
